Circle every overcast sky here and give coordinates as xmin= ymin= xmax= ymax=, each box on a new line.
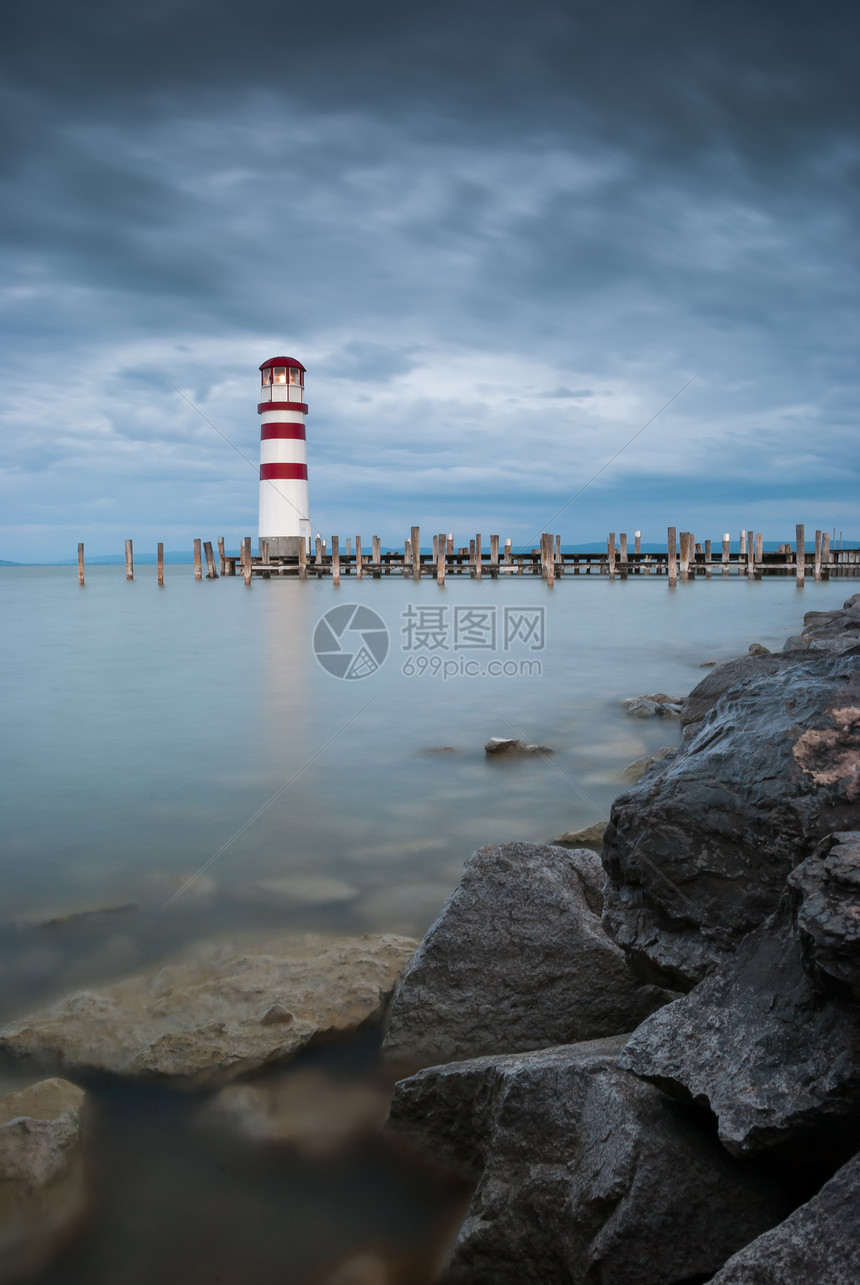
xmin=1 ymin=0 xmax=857 ymax=560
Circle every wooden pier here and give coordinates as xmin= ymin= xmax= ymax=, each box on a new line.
xmin=76 ymin=527 xmax=860 ymax=586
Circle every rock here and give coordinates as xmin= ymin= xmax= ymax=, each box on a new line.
xmin=619 ymin=886 xmax=860 ymax=1155
xmin=621 ymin=745 xmax=676 ymax=783
xmin=603 ymin=648 xmax=860 ymax=987
xmin=387 ymin=1037 xmax=790 ymax=1284
xmin=200 ymin=1067 xmax=391 ymax=1158
xmin=382 ymin=843 xmax=669 ymax=1069
xmin=749 ymin=642 xmax=771 ymax=656
xmin=679 ymin=652 xmax=806 ymax=735
xmin=709 ymin=1150 xmax=860 ymax=1284
xmin=420 ymin=746 xmax=456 ymax=754
xmin=0 ymin=934 xmax=417 ymax=1088
xmin=621 ymin=693 xmax=684 ymax=718
xmin=784 ymin=594 xmax=860 ymax=655
xmin=788 ymin=831 xmax=860 ymax=998
xmin=484 ymin=737 xmax=551 ymax=755
xmin=551 ymin=821 xmax=607 ymax=850
xmin=0 ymin=1078 xmax=89 ymax=1284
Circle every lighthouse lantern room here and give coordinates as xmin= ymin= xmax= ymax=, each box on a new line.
xmin=257 ymin=356 xmax=311 ymax=557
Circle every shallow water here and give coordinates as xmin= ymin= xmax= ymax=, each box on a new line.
xmin=0 ymin=564 xmax=854 ymax=1282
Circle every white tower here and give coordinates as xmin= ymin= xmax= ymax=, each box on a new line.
xmin=258 ymin=356 xmax=311 ymax=557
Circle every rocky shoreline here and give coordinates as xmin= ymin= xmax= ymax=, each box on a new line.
xmin=1 ymin=594 xmax=858 ymax=1282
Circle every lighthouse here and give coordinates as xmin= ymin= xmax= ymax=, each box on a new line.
xmin=258 ymin=356 xmax=311 ymax=557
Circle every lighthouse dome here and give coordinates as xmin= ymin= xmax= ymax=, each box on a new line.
xmin=259 ymin=357 xmax=306 ymax=372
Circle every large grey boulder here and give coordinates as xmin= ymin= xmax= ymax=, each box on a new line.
xmin=709 ymin=1150 xmax=860 ymax=1284
xmin=388 ymin=1037 xmax=790 ymax=1284
xmin=602 ymin=648 xmax=860 ymax=987
xmin=0 ymin=1078 xmax=89 ymax=1283
xmin=783 ymin=593 xmax=860 ymax=655
xmin=619 ymin=867 xmax=860 ymax=1155
xmin=382 ymin=843 xmax=669 ymax=1068
xmin=789 ymin=831 xmax=860 ymax=997
xmin=0 ymin=934 xmax=416 ymax=1088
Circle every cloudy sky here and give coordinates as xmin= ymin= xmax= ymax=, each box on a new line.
xmin=1 ymin=0 xmax=857 ymax=560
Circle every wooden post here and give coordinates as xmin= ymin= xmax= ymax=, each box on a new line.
xmin=490 ymin=534 xmax=499 ymax=578
xmin=332 ymin=536 xmax=341 ymax=586
xmin=822 ymin=531 xmax=830 ymax=577
xmin=412 ymin=526 xmax=421 ymax=580
xmin=346 ymin=537 xmax=352 ymax=557
xmin=667 ymin=527 xmax=677 ymax=587
xmin=475 ymin=534 xmax=482 ymax=580
xmin=77 ymin=542 xmax=85 ymax=586
xmin=740 ymin=530 xmax=747 ymax=557
xmin=746 ymin=531 xmax=754 ymax=579
xmin=314 ymin=535 xmax=322 ymax=566
xmin=437 ymin=532 xmax=446 ymax=586
xmin=193 ymin=538 xmax=203 ymax=580
xmin=754 ymin=533 xmax=763 ymax=579
xmin=404 ymin=538 xmax=412 ymax=577
xmin=796 ymin=524 xmax=805 ymax=587
xmin=447 ymin=534 xmax=454 ymax=556
xmin=218 ymin=537 xmax=226 ymax=575
xmin=705 ymin=539 xmax=712 ymax=579
xmin=204 ymin=541 xmax=218 ymax=579
xmin=634 ymin=530 xmax=642 ymax=555
xmin=125 ymin=539 xmax=134 ymax=581
xmin=545 ymin=533 xmax=555 ymax=587
xmin=243 ymin=536 xmax=252 ymax=586
xmin=814 ymin=530 xmax=822 ymax=582
xmin=298 ymin=540 xmax=307 ymax=581
xmin=679 ymin=532 xmax=689 ymax=580
xmin=372 ymin=535 xmax=381 ymax=579
xmin=722 ymin=533 xmax=730 ymax=575
xmin=156 ymin=542 xmax=164 ymax=586
xmin=355 ymin=536 xmax=363 ymax=581
xmin=469 ymin=538 xmax=476 ymax=576
xmin=607 ymin=533 xmax=616 ymax=580
xmin=619 ymin=533 xmax=628 ymax=564
xmin=504 ymin=538 xmax=512 ymax=565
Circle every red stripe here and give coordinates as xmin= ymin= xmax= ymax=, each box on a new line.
xmin=261 ymin=423 xmax=306 ymax=441
xmin=258 ymin=402 xmax=308 ymax=415
xmin=260 ymin=463 xmax=308 ymax=481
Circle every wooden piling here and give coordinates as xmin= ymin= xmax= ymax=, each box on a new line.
xmin=77 ymin=542 xmax=85 ymax=586
xmin=125 ymin=539 xmax=134 ymax=581
xmin=619 ymin=533 xmax=628 ymax=564
xmin=754 ymin=533 xmax=763 ymax=579
xmin=814 ymin=530 xmax=822 ymax=582
xmin=346 ymin=538 xmax=352 ymax=557
xmin=298 ymin=540 xmax=307 ymax=581
xmin=546 ymin=533 xmax=555 ymax=587
xmin=634 ymin=530 xmax=642 ymax=555
xmin=193 ymin=538 xmax=203 ymax=580
xmin=372 ymin=535 xmax=381 ymax=579
xmin=218 ymin=537 xmax=226 ymax=575
xmin=740 ymin=530 xmax=747 ymax=557
xmin=822 ymin=532 xmax=830 ymax=577
xmin=437 ymin=533 xmax=446 ymax=586
xmin=355 ymin=536 xmax=363 ymax=581
xmin=157 ymin=542 xmax=164 ymax=586
xmin=796 ymin=524 xmax=805 ymax=586
xmin=705 ymin=539 xmax=712 ymax=579
xmin=412 ymin=526 xmax=421 ymax=581
xmin=679 ymin=532 xmax=689 ymax=580
xmin=332 ymin=536 xmax=341 ymax=586
xmin=243 ymin=537 xmax=252 ymax=586
xmin=490 ymin=534 xmax=499 ymax=578
xmin=504 ymin=538 xmax=512 ymax=565
xmin=722 ymin=533 xmax=730 ymax=575
xmin=667 ymin=527 xmax=677 ymax=587
xmin=204 ymin=540 xmax=218 ymax=579
xmin=475 ymin=534 xmax=482 ymax=580
xmin=608 ymin=533 xmax=616 ymax=580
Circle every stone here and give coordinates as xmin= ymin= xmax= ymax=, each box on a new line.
xmin=0 ymin=934 xmax=417 ymax=1088
xmin=387 ymin=1038 xmax=790 ymax=1284
xmin=710 ymin=1150 xmax=860 ymax=1284
xmin=382 ymin=843 xmax=669 ymax=1069
xmin=619 ymin=892 xmax=860 ymax=1155
xmin=621 ymin=693 xmax=684 ymax=719
xmin=200 ymin=1067 xmax=391 ymax=1158
xmin=603 ymin=648 xmax=860 ymax=987
xmin=783 ymin=594 xmax=860 ymax=655
xmin=551 ymin=821 xmax=607 ymax=850
xmin=621 ymin=745 xmax=676 ymax=783
xmin=484 ymin=737 xmax=552 ymax=755
xmin=0 ymin=1078 xmax=89 ymax=1284
xmin=788 ymin=831 xmax=860 ymax=997
xmin=749 ymin=641 xmax=771 ymax=656
xmin=679 ymin=652 xmax=806 ymax=735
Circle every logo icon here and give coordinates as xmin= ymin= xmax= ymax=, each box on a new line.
xmin=313 ymin=604 xmax=389 ymax=680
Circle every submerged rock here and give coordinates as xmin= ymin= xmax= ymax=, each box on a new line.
xmin=200 ymin=1067 xmax=391 ymax=1159
xmin=603 ymin=648 xmax=860 ymax=987
xmin=388 ymin=1037 xmax=790 ymax=1284
xmin=621 ymin=693 xmax=684 ymax=719
xmin=484 ymin=737 xmax=552 ymax=755
xmin=382 ymin=843 xmax=669 ymax=1069
xmin=0 ymin=934 xmax=417 ymax=1088
xmin=551 ymin=821 xmax=607 ymax=850
xmin=621 ymin=745 xmax=676 ymax=783
xmin=0 ymin=1078 xmax=89 ymax=1284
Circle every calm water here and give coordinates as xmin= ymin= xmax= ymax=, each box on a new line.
xmin=0 ymin=564 xmax=853 ymax=1283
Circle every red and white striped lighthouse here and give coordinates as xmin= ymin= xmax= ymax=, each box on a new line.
xmin=257 ymin=356 xmax=311 ymax=556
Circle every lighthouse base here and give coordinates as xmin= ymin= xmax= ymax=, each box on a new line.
xmin=260 ymin=535 xmax=308 ymax=559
